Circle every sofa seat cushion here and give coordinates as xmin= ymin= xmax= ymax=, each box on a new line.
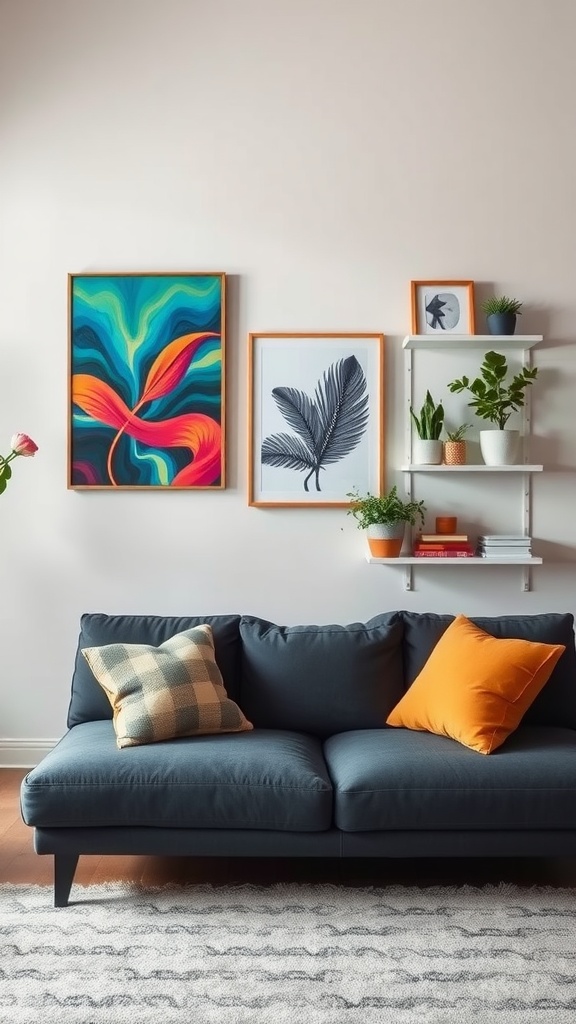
xmin=240 ymin=613 xmax=404 ymax=738
xmin=324 ymin=726 xmax=576 ymax=832
xmin=21 ymin=721 xmax=333 ymax=832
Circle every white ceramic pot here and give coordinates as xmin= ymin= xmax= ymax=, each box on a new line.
xmin=412 ymin=438 xmax=443 ymax=465
xmin=479 ymin=429 xmax=520 ymax=466
xmin=366 ymin=522 xmax=405 ymax=558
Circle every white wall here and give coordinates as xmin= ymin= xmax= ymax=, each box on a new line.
xmin=1 ymin=0 xmax=576 ymax=748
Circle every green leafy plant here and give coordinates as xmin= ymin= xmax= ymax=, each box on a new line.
xmin=346 ymin=486 xmax=426 ymax=530
xmin=481 ymin=295 xmax=523 ymax=316
xmin=445 ymin=423 xmax=472 ymax=442
xmin=409 ymin=390 xmax=444 ymax=440
xmin=448 ymin=351 xmax=538 ymax=430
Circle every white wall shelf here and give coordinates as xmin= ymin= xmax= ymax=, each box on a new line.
xmin=401 ymin=464 xmax=543 ymax=473
xmin=368 ymin=555 xmax=543 ymax=594
xmin=372 ymin=334 xmax=545 ymax=591
xmin=403 ymin=334 xmax=543 ymax=350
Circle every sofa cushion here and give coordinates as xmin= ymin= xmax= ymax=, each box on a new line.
xmin=82 ymin=625 xmax=253 ymax=748
xmin=21 ymin=721 xmax=333 ymax=831
xmin=239 ymin=613 xmax=404 ymax=738
xmin=401 ymin=611 xmax=576 ymax=728
xmin=324 ymin=726 xmax=576 ymax=831
xmin=387 ymin=614 xmax=565 ymax=754
xmin=68 ymin=613 xmax=242 ymax=727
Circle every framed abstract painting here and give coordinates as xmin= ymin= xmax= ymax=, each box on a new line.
xmin=410 ymin=280 xmax=476 ymax=335
xmin=248 ymin=332 xmax=384 ymax=508
xmin=68 ymin=272 xmax=226 ymax=489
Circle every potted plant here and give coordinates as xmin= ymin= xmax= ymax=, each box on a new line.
xmin=409 ymin=390 xmax=444 ymax=465
xmin=443 ymin=423 xmax=472 ymax=466
xmin=347 ymin=485 xmax=426 ymax=557
xmin=448 ymin=351 xmax=538 ymax=465
xmin=481 ymin=295 xmax=523 ymax=336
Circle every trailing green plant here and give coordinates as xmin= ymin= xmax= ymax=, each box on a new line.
xmin=481 ymin=295 xmax=523 ymax=316
xmin=448 ymin=351 xmax=538 ymax=431
xmin=346 ymin=486 xmax=426 ymax=530
xmin=445 ymin=423 xmax=472 ymax=442
xmin=409 ymin=390 xmax=444 ymax=440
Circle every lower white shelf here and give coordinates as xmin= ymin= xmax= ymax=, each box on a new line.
xmin=367 ymin=556 xmax=543 ymax=565
xmin=366 ymin=555 xmax=543 ymax=593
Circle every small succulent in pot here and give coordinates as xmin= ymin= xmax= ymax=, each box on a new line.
xmin=481 ymin=296 xmax=523 ymax=336
xmin=481 ymin=296 xmax=523 ymax=317
xmin=443 ymin=423 xmax=472 ymax=465
xmin=445 ymin=423 xmax=472 ymax=442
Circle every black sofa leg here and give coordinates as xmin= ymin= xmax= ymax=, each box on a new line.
xmin=54 ymin=854 xmax=79 ymax=907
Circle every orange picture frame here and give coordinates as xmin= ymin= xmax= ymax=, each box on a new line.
xmin=410 ymin=280 xmax=476 ymax=335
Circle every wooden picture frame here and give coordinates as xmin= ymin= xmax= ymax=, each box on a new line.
xmin=248 ymin=332 xmax=384 ymax=508
xmin=410 ymin=280 xmax=476 ymax=335
xmin=68 ymin=272 xmax=226 ymax=489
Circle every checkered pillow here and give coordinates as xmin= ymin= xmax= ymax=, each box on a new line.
xmin=81 ymin=624 xmax=253 ymax=748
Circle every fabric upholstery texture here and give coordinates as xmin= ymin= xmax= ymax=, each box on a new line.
xmin=323 ymin=726 xmax=576 ymax=831
xmin=401 ymin=611 xmax=576 ymax=728
xmin=239 ymin=613 xmax=404 ymax=738
xmin=68 ymin=612 xmax=242 ymax=727
xmin=82 ymin=625 xmax=252 ymax=748
xmin=21 ymin=721 xmax=333 ymax=832
xmin=387 ymin=614 xmax=565 ymax=753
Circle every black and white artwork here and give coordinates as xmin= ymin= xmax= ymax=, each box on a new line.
xmin=249 ymin=334 xmax=384 ymax=507
xmin=425 ymin=291 xmax=460 ymax=331
xmin=411 ymin=281 xmax=475 ymax=335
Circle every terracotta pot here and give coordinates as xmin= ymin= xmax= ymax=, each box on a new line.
xmin=366 ymin=522 xmax=405 ymax=558
xmin=435 ymin=516 xmax=457 ymax=534
xmin=443 ymin=440 xmax=467 ymax=465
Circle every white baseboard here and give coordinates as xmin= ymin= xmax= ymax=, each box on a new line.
xmin=0 ymin=738 xmax=58 ymax=768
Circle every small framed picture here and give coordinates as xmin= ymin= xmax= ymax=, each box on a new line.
xmin=410 ymin=280 xmax=476 ymax=335
xmin=248 ymin=332 xmax=384 ymax=508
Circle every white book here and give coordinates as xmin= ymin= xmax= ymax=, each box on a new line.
xmin=478 ymin=535 xmax=531 ymax=543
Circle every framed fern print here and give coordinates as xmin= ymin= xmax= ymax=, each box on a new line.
xmin=68 ymin=272 xmax=225 ymax=489
xmin=248 ymin=333 xmax=384 ymax=508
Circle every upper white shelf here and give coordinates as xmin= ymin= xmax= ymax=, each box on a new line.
xmin=401 ymin=464 xmax=543 ymax=473
xmin=402 ymin=334 xmax=543 ymax=350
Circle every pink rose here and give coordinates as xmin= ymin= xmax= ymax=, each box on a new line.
xmin=10 ymin=433 xmax=38 ymax=457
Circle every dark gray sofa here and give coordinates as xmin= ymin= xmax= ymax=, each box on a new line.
xmin=20 ymin=610 xmax=576 ymax=905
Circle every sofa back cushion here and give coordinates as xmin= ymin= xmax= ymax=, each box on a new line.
xmin=401 ymin=611 xmax=576 ymax=728
xmin=239 ymin=613 xmax=404 ymax=738
xmin=68 ymin=613 xmax=242 ymax=727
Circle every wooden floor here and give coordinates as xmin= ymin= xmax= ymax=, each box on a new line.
xmin=3 ymin=768 xmax=576 ymax=890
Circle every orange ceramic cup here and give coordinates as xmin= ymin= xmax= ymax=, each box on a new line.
xmin=435 ymin=516 xmax=457 ymax=534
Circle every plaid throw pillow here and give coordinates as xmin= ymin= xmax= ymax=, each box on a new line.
xmin=81 ymin=624 xmax=253 ymax=748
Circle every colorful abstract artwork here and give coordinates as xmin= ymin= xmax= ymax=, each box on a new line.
xmin=69 ymin=273 xmax=225 ymax=488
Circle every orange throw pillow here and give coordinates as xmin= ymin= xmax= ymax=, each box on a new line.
xmin=386 ymin=614 xmax=565 ymax=754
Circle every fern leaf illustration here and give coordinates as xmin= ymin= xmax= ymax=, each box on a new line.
xmin=270 ymin=387 xmax=321 ymax=453
xmin=261 ymin=433 xmax=315 ymax=472
xmin=314 ymin=355 xmax=368 ymax=466
xmin=261 ymin=354 xmax=369 ymax=492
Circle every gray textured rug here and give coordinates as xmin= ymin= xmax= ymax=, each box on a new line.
xmin=2 ymin=882 xmax=576 ymax=1023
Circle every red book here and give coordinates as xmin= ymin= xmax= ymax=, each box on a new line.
xmin=414 ymin=543 xmax=475 ymax=553
xmin=414 ymin=552 xmax=475 ymax=558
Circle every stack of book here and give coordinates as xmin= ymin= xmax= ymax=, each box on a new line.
xmin=477 ymin=535 xmax=532 ymax=558
xmin=413 ymin=533 xmax=476 ymax=558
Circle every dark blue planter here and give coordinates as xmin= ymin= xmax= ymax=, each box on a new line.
xmin=486 ymin=312 xmax=517 ymax=335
